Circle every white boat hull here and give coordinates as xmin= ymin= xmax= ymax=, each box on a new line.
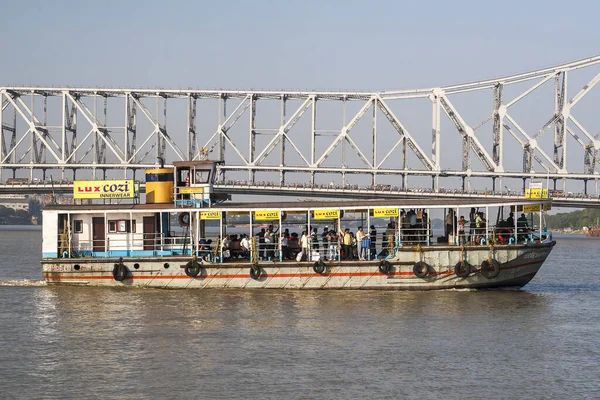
xmin=41 ymin=242 xmax=554 ymax=290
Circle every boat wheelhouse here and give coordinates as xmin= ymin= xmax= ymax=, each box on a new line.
xmin=41 ymin=161 xmax=555 ymax=290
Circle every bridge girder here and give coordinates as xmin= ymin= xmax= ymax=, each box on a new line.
xmin=2 ymin=55 xmax=600 ymax=193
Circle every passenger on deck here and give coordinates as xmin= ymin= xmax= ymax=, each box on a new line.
xmin=300 ymin=231 xmax=309 ymax=261
xmin=507 ymin=212 xmax=515 ymax=227
xmin=328 ymin=229 xmax=338 ymax=261
xmin=468 ymin=207 xmax=477 ymax=243
xmin=458 ymin=216 xmax=466 ymax=244
xmin=399 ymin=210 xmax=407 ymax=243
xmin=257 ymin=228 xmax=266 ymax=260
xmin=408 ymin=209 xmax=417 ymax=243
xmin=222 ymin=235 xmax=231 ymax=260
xmin=369 ymin=225 xmax=377 ymax=259
xmin=311 ymin=227 xmax=319 ymax=254
xmin=517 ymin=213 xmax=529 ymax=241
xmin=288 ymin=232 xmax=300 ymax=259
xmin=198 ymin=239 xmax=210 ymax=260
xmin=321 ymin=227 xmax=329 ymax=259
xmin=342 ymin=228 xmax=352 ymax=260
xmin=356 ymin=226 xmax=367 ymax=260
xmin=264 ymin=228 xmax=273 ymax=260
xmin=280 ymin=233 xmax=288 ymax=260
xmin=240 ymin=234 xmax=250 ymax=259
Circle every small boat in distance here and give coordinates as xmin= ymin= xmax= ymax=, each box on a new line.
xmin=41 ymin=161 xmax=555 ymax=290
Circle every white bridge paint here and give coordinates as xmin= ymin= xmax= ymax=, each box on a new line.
xmin=2 ymin=55 xmax=600 ymax=197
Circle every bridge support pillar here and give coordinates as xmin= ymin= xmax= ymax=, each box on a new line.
xmin=492 ymin=177 xmax=496 ymax=192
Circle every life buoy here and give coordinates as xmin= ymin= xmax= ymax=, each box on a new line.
xmin=413 ymin=261 xmax=429 ymax=278
xmin=378 ymin=260 xmax=392 ymax=274
xmin=250 ymin=266 xmax=261 ymax=280
xmin=480 ymin=259 xmax=501 ymax=279
xmin=178 ymin=212 xmax=190 ymax=227
xmin=455 ymin=260 xmax=470 ymax=278
xmin=185 ymin=260 xmax=201 ymax=277
xmin=112 ymin=261 xmax=129 ymax=282
xmin=313 ymin=260 xmax=326 ymax=274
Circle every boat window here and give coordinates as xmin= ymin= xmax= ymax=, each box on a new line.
xmin=73 ymin=220 xmax=83 ymax=234
xmin=109 ymin=220 xmax=135 ymax=233
xmin=194 ymin=169 xmax=210 ymax=184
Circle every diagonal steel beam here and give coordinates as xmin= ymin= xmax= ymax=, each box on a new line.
xmin=439 ymin=95 xmax=496 ymax=172
xmin=130 ymin=94 xmax=185 ymax=161
xmin=66 ymin=92 xmax=125 ymax=162
xmin=376 ymin=96 xmax=435 ymax=171
xmin=254 ymin=96 xmax=313 ymax=166
xmin=314 ymin=98 xmax=373 ymax=167
xmin=5 ymin=94 xmax=61 ymax=162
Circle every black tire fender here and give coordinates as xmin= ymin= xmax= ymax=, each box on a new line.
xmin=178 ymin=212 xmax=190 ymax=227
xmin=250 ymin=266 xmax=261 ymax=280
xmin=413 ymin=261 xmax=429 ymax=278
xmin=112 ymin=261 xmax=129 ymax=282
xmin=185 ymin=260 xmax=201 ymax=278
xmin=313 ymin=260 xmax=326 ymax=274
xmin=455 ymin=261 xmax=471 ymax=278
xmin=378 ymin=260 xmax=392 ymax=274
xmin=481 ymin=259 xmax=501 ymax=279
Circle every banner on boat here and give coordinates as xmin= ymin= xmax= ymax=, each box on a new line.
xmin=373 ymin=207 xmax=399 ymax=217
xmin=523 ymin=204 xmax=553 ymax=213
xmin=73 ymin=180 xmax=134 ymax=199
xmin=254 ymin=210 xmax=280 ymax=220
xmin=313 ymin=209 xmax=339 ymax=219
xmin=198 ymin=210 xmax=221 ymax=220
xmin=180 ymin=187 xmax=204 ymax=194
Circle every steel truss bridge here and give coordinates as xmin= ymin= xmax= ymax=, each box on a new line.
xmin=3 ymin=55 xmax=600 ymax=199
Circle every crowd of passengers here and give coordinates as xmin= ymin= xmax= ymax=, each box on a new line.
xmin=195 ymin=208 xmax=535 ymax=262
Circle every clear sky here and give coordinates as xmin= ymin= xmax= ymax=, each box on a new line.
xmin=1 ymin=0 xmax=599 ymax=90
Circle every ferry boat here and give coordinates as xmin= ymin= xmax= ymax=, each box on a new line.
xmin=41 ymin=161 xmax=555 ymax=290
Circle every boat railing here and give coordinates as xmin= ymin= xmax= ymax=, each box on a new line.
xmin=56 ymin=223 xmax=548 ymax=260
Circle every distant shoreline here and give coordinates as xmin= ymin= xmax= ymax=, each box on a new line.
xmin=0 ymin=225 xmax=41 ymax=231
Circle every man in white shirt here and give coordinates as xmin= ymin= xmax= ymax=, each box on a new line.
xmin=356 ymin=226 xmax=368 ymax=260
xmin=300 ymin=231 xmax=309 ymax=261
xmin=240 ymin=234 xmax=250 ymax=259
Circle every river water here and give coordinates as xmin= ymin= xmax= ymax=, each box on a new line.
xmin=0 ymin=227 xmax=599 ymax=399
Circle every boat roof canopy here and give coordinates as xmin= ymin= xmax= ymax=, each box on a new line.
xmin=44 ymin=197 xmax=551 ymax=213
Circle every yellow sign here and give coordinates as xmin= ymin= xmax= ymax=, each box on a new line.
xmin=523 ymin=204 xmax=541 ymax=213
xmin=313 ymin=209 xmax=339 ymax=219
xmin=543 ymin=203 xmax=552 ymax=211
xmin=254 ymin=210 xmax=280 ymax=220
xmin=180 ymin=187 xmax=204 ymax=194
xmin=525 ymin=188 xmax=548 ymax=199
xmin=373 ymin=207 xmax=399 ymax=217
xmin=198 ymin=210 xmax=221 ymax=220
xmin=74 ymin=180 xmax=134 ymax=199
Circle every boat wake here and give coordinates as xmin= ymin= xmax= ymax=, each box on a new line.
xmin=0 ymin=280 xmax=47 ymax=287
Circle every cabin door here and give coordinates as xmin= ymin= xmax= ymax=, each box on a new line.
xmin=143 ymin=216 xmax=156 ymax=251
xmin=92 ymin=217 xmax=105 ymax=252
